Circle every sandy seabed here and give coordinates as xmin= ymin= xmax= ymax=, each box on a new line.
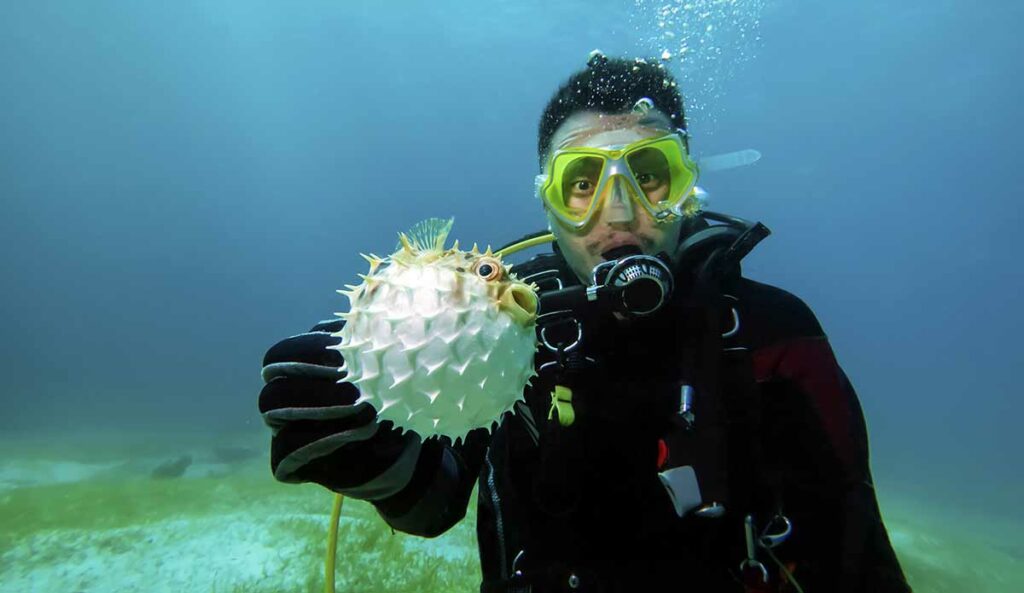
xmin=0 ymin=430 xmax=1019 ymax=593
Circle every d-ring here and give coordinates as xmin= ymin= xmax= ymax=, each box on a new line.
xmin=540 ymin=318 xmax=582 ymax=353
xmin=759 ymin=515 xmax=793 ymax=549
xmin=722 ymin=307 xmax=740 ymax=338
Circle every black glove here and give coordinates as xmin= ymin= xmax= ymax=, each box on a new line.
xmin=258 ymin=319 xmax=423 ymax=499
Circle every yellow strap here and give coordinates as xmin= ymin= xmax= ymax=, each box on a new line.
xmin=548 ymin=385 xmax=575 ymax=426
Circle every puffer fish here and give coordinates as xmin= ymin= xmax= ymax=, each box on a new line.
xmin=330 ymin=218 xmax=539 ymax=444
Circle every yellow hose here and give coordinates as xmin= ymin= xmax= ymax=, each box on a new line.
xmin=495 ymin=233 xmax=555 ymax=258
xmin=764 ymin=545 xmax=805 ymax=593
xmin=325 ymin=493 xmax=344 ymax=593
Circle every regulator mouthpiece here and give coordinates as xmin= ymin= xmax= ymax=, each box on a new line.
xmin=592 ymin=247 xmax=674 ymax=317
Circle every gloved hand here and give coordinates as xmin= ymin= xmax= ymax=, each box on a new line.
xmin=258 ymin=319 xmax=424 ymax=499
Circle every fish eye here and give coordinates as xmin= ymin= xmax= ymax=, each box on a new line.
xmin=473 ymin=257 xmax=502 ymax=281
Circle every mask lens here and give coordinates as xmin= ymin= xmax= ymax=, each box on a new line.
xmin=627 ymin=137 xmax=697 ymax=212
xmin=626 ymin=147 xmax=672 ymax=204
xmin=549 ymin=154 xmax=605 ymax=222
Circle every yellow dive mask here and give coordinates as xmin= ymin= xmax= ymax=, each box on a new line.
xmin=535 ymin=131 xmax=700 ymax=229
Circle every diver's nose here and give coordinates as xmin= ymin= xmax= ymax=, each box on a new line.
xmin=499 ymin=283 xmax=539 ymax=327
xmin=602 ymin=176 xmax=635 ymax=224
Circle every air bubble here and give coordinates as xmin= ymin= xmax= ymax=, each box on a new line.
xmin=628 ymin=0 xmax=767 ymax=129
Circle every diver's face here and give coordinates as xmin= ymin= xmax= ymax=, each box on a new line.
xmin=543 ymin=111 xmax=685 ymax=285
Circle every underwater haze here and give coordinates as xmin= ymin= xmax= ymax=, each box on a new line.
xmin=1 ymin=1 xmax=1022 ymax=591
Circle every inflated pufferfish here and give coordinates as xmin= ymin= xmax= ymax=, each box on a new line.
xmin=330 ymin=218 xmax=539 ymax=443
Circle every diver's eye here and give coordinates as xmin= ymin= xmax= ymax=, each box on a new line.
xmin=636 ymin=172 xmax=660 ymax=187
xmin=569 ymin=179 xmax=597 ymax=200
xmin=473 ymin=257 xmax=502 ymax=281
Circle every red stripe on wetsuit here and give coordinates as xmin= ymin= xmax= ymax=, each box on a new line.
xmin=751 ymin=336 xmax=857 ymax=471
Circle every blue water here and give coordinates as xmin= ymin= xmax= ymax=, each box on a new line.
xmin=1 ymin=0 xmax=1021 ymax=538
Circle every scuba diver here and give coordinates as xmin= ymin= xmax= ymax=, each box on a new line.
xmin=258 ymin=54 xmax=912 ymax=592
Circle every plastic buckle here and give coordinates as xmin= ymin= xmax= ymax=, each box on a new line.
xmin=548 ymin=385 xmax=575 ymax=427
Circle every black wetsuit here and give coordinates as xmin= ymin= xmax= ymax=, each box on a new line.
xmin=259 ymin=242 xmax=911 ymax=592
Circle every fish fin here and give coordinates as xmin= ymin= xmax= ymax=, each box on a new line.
xmin=395 ymin=217 xmax=455 ymax=253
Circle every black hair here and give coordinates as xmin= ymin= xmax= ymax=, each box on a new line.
xmin=537 ymin=52 xmax=688 ymax=167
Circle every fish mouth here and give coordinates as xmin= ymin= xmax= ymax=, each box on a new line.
xmin=499 ymin=283 xmax=539 ymax=327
